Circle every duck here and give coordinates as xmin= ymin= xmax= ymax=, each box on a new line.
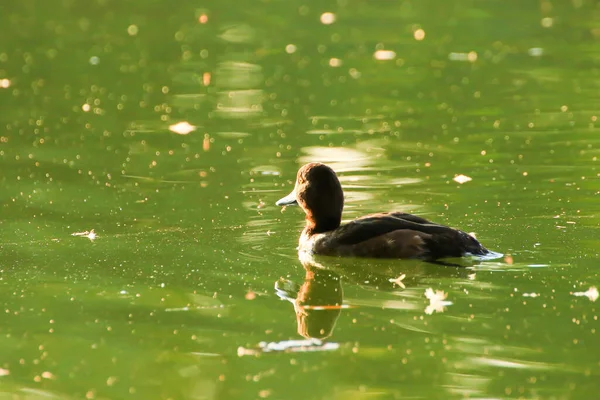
xmin=276 ymin=162 xmax=495 ymax=260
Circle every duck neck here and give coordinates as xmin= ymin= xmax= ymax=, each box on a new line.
xmin=304 ymin=217 xmax=340 ymax=234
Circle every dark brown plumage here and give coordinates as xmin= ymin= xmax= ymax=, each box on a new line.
xmin=276 ymin=162 xmax=493 ymax=260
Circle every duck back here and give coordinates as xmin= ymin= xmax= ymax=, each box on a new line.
xmin=313 ymin=212 xmax=489 ymax=260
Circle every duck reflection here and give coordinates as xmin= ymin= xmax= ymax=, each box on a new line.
xmin=276 ymin=252 xmax=476 ymax=340
xmin=275 ymin=261 xmax=343 ymax=340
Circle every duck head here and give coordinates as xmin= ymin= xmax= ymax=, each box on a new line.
xmin=276 ymin=163 xmax=344 ymax=233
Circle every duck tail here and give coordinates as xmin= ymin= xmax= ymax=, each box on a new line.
xmin=422 ymin=230 xmax=489 ymax=260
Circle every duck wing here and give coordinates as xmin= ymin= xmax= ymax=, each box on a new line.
xmin=335 ymin=213 xmax=448 ymax=244
xmin=378 ymin=212 xmax=439 ymax=225
xmin=333 ymin=213 xmax=488 ymax=258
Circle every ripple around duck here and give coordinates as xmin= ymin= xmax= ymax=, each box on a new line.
xmin=306 ymin=129 xmax=365 ymax=135
xmin=339 ymin=175 xmax=422 ymax=188
xmin=469 ymin=250 xmax=503 ymax=261
xmin=468 ymin=356 xmax=556 ymax=371
xmin=298 ymin=146 xmax=376 ymax=170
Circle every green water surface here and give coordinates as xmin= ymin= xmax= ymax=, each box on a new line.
xmin=1 ymin=1 xmax=599 ymax=399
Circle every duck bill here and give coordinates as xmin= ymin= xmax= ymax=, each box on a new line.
xmin=276 ymin=191 xmax=298 ymax=206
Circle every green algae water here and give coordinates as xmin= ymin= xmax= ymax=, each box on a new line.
xmin=0 ymin=1 xmax=599 ymax=399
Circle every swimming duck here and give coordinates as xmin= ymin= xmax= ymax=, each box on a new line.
xmin=276 ymin=162 xmax=493 ymax=260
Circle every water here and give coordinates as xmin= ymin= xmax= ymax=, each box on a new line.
xmin=1 ymin=1 xmax=599 ymax=399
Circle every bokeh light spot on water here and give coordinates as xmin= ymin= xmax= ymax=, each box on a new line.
xmin=329 ymin=58 xmax=342 ymax=67
xmin=89 ymin=56 xmax=100 ymax=65
xmin=41 ymin=371 xmax=55 ymax=380
xmin=285 ymin=44 xmax=297 ymax=54
xmin=106 ymin=376 xmax=118 ymax=386
xmin=448 ymin=51 xmax=477 ymax=62
xmin=320 ymin=12 xmax=336 ymax=25
xmin=541 ymin=17 xmax=553 ymax=28
xmin=0 ymin=79 xmax=10 ymax=88
xmin=414 ymin=28 xmax=425 ymax=40
xmin=349 ymin=68 xmax=361 ymax=79
xmin=127 ymin=25 xmax=139 ymax=36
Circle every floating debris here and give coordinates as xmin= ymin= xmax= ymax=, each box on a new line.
xmin=572 ymin=287 xmax=599 ymax=302
xmin=528 ymin=47 xmax=544 ymax=57
xmin=169 ymin=121 xmax=196 ymax=135
xmin=424 ymin=288 xmax=453 ymax=315
xmin=453 ymin=174 xmax=472 ymax=184
xmin=374 ymin=50 xmax=396 ymax=61
xmin=165 ymin=304 xmax=225 ymax=312
xmin=238 ymin=339 xmax=339 ymax=357
xmin=72 ymin=229 xmax=96 ymax=241
xmin=389 ymin=274 xmax=406 ymax=289
xmin=301 ymin=304 xmax=352 ymax=311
